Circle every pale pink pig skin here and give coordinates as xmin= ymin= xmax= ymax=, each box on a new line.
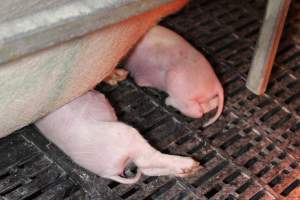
xmin=0 ymin=0 xmax=188 ymax=138
xmin=35 ymin=90 xmax=200 ymax=184
xmin=125 ymin=25 xmax=224 ymax=127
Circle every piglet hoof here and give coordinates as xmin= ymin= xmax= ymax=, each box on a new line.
xmin=176 ymin=160 xmax=201 ymax=177
xmin=137 ymin=153 xmax=201 ymax=178
xmin=104 ymin=68 xmax=128 ymax=85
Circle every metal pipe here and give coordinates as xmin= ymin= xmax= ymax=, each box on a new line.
xmin=246 ymin=0 xmax=291 ymax=95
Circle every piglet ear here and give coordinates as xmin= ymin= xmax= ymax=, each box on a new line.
xmin=107 ymin=168 xmax=142 ymax=184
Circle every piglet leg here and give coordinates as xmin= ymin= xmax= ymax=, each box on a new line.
xmin=134 ymin=150 xmax=200 ymax=177
xmin=125 ymin=25 xmax=224 ymax=126
xmin=35 ymin=90 xmax=200 ymax=184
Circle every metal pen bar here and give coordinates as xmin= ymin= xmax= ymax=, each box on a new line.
xmin=246 ymin=0 xmax=291 ymax=95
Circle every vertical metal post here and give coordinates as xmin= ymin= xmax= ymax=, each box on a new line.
xmin=246 ymin=0 xmax=291 ymax=95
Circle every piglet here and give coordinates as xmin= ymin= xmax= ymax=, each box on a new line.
xmin=125 ymin=25 xmax=224 ymax=127
xmin=35 ymin=90 xmax=200 ymax=184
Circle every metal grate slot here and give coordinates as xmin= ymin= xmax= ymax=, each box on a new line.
xmin=0 ymin=129 xmax=88 ymax=199
xmin=281 ymin=179 xmax=300 ymax=197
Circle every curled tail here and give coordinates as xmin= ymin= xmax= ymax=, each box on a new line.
xmin=203 ymin=88 xmax=224 ymax=127
xmin=108 ymin=168 xmax=142 ymax=184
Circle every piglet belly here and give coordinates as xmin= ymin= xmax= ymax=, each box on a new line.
xmin=0 ymin=0 xmax=188 ymax=137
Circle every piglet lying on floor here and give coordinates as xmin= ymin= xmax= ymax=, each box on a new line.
xmin=125 ymin=26 xmax=224 ymax=127
xmin=35 ymin=90 xmax=200 ymax=184
xmin=35 ymin=24 xmax=223 ymax=184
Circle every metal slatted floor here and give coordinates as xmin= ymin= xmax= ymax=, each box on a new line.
xmin=0 ymin=0 xmax=299 ymax=199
